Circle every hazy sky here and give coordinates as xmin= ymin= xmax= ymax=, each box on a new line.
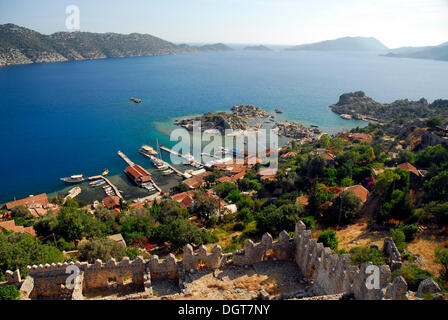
xmin=1 ymin=0 xmax=447 ymax=48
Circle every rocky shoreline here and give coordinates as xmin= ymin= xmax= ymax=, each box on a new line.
xmin=274 ymin=121 xmax=322 ymax=140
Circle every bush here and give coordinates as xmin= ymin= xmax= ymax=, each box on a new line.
xmin=0 ymin=285 xmax=20 ymax=300
xmin=78 ymin=238 xmax=126 ymax=263
xmin=392 ymin=266 xmax=434 ymax=291
xmin=349 ymin=246 xmax=386 ymax=266
xmin=391 ymin=228 xmax=407 ymax=252
xmin=398 ymin=225 xmax=419 ymax=242
xmin=435 ymin=247 xmax=448 ymax=281
xmin=301 ymin=216 xmax=315 ymax=229
xmin=233 ymin=222 xmax=245 ymax=231
xmin=317 ymin=230 xmax=338 ymax=250
xmin=125 ymin=247 xmax=141 ymax=260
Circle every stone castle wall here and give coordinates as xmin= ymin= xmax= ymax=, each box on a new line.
xmin=4 ymin=220 xmax=408 ymax=300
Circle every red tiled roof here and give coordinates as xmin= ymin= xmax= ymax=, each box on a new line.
xmin=349 ymin=133 xmax=373 ymax=142
xmin=397 ymin=162 xmax=421 ymax=177
xmin=125 ymin=165 xmax=152 ymax=183
xmin=102 ymin=196 xmax=121 ymax=210
xmin=280 ymin=152 xmax=297 ymax=158
xmin=216 ymin=176 xmax=232 ymax=183
xmin=257 ymin=168 xmax=278 ymax=176
xmin=6 ymin=193 xmax=49 ymax=210
xmin=0 ymin=220 xmax=36 ymax=237
xmin=230 ymin=171 xmax=246 ymax=183
xmin=343 ymin=185 xmax=370 ymax=203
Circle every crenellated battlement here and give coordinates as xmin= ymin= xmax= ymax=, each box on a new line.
xmin=5 ymin=219 xmax=409 ymax=300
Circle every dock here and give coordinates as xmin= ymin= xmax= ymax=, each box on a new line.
xmin=117 ymin=150 xmax=135 ymax=166
xmin=160 ymin=145 xmax=204 ymax=168
xmin=88 ymin=174 xmax=123 ymax=199
xmin=117 ymin=151 xmax=163 ymax=194
xmin=147 ymin=154 xmax=188 ymax=179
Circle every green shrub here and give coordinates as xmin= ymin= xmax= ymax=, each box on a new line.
xmin=349 ymin=246 xmax=386 ymax=266
xmin=391 ymin=228 xmax=407 ymax=252
xmin=435 ymin=247 xmax=448 ymax=281
xmin=0 ymin=285 xmax=20 ymax=300
xmin=233 ymin=222 xmax=244 ymax=231
xmin=301 ymin=216 xmax=315 ymax=229
xmin=317 ymin=230 xmax=338 ymax=250
xmin=125 ymin=247 xmax=141 ymax=260
xmin=398 ymin=225 xmax=419 ymax=242
xmin=392 ymin=265 xmax=434 ymax=291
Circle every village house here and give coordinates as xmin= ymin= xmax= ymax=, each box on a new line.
xmin=107 ymin=234 xmax=126 ymax=247
xmin=397 ymin=162 xmax=424 ymax=188
xmin=183 ymin=171 xmax=212 ymax=189
xmin=348 ymin=133 xmax=373 ymax=143
xmin=102 ymin=195 xmax=121 ymax=213
xmin=0 ymin=220 xmax=36 ymax=237
xmin=342 ymin=184 xmax=370 ymax=204
xmin=257 ymin=168 xmax=278 ymax=181
xmin=4 ymin=193 xmax=57 ymax=217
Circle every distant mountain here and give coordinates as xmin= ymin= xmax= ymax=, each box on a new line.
xmin=244 ymin=45 xmax=271 ymax=51
xmin=285 ymin=36 xmax=388 ymax=52
xmin=196 ymin=43 xmax=233 ymax=52
xmin=0 ymin=24 xmax=231 ymax=66
xmin=383 ymin=42 xmax=448 ymax=61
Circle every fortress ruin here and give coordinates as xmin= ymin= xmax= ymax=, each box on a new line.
xmin=2 ymin=220 xmax=409 ymax=300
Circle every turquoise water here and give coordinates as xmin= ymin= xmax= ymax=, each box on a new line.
xmin=1 ymin=50 xmax=447 ymax=203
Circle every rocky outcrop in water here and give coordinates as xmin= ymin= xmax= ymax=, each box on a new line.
xmin=230 ymin=105 xmax=269 ymax=118
xmin=175 ymin=112 xmax=249 ymax=135
xmin=274 ymin=121 xmax=321 ymax=139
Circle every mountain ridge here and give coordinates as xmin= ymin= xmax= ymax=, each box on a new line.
xmin=285 ymin=36 xmax=389 ymax=52
xmin=0 ymin=24 xmax=233 ymax=66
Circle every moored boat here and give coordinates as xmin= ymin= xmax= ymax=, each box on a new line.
xmin=61 ymin=174 xmax=85 ymax=183
xmin=102 ymin=169 xmax=109 ymax=176
xmin=139 ymin=145 xmax=158 ymax=156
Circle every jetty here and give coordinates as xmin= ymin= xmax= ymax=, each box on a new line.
xmin=64 ymin=187 xmax=81 ymax=203
xmin=88 ymin=174 xmax=123 ymax=199
xmin=160 ymin=145 xmax=204 ymax=168
xmin=147 ymin=153 xmax=188 ymax=179
xmin=117 ymin=150 xmax=135 ymax=166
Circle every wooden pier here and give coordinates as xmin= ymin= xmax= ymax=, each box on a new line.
xmin=160 ymin=145 xmax=204 ymax=168
xmin=117 ymin=150 xmax=135 ymax=166
xmin=88 ymin=174 xmax=123 ymax=199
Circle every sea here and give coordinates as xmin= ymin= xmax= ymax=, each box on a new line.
xmin=1 ymin=48 xmax=448 ymax=204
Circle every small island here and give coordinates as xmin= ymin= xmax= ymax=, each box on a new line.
xmin=174 ymin=105 xmax=270 ymax=134
xmin=244 ymin=45 xmax=271 ymax=51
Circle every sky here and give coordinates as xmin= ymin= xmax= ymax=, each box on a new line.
xmin=0 ymin=0 xmax=447 ymax=48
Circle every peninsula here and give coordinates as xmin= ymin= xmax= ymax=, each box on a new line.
xmin=0 ymin=24 xmax=233 ymax=67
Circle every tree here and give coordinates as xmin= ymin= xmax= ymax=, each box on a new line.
xmin=33 ymin=213 xmax=58 ymax=238
xmin=192 ymin=191 xmax=220 ymax=220
xmin=0 ymin=233 xmax=63 ymax=279
xmin=78 ymin=238 xmax=126 ymax=263
xmin=171 ymin=183 xmax=189 ymax=193
xmin=427 ymin=117 xmax=443 ymax=129
xmin=318 ymin=134 xmax=330 ymax=148
xmin=10 ymin=205 xmax=30 ymax=218
xmin=318 ymin=230 xmax=338 ymax=250
xmin=423 ymin=170 xmax=448 ymax=202
xmin=0 ymin=285 xmax=20 ymax=300
xmin=325 ymin=190 xmax=362 ymax=225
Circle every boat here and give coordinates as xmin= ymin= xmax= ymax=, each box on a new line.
xmin=89 ymin=179 xmax=104 ymax=186
xmin=340 ymin=114 xmax=353 ymax=120
xmin=102 ymin=169 xmax=109 ymax=176
xmin=274 ymin=109 xmax=283 ymax=113
xmin=95 ymin=181 xmax=106 ymax=187
xmin=61 ymin=174 xmax=85 ymax=183
xmin=162 ymin=169 xmax=174 ymax=175
xmin=129 ymin=97 xmax=142 ymax=103
xmin=157 ymin=164 xmax=169 ymax=170
xmin=139 ymin=145 xmax=158 ymax=157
